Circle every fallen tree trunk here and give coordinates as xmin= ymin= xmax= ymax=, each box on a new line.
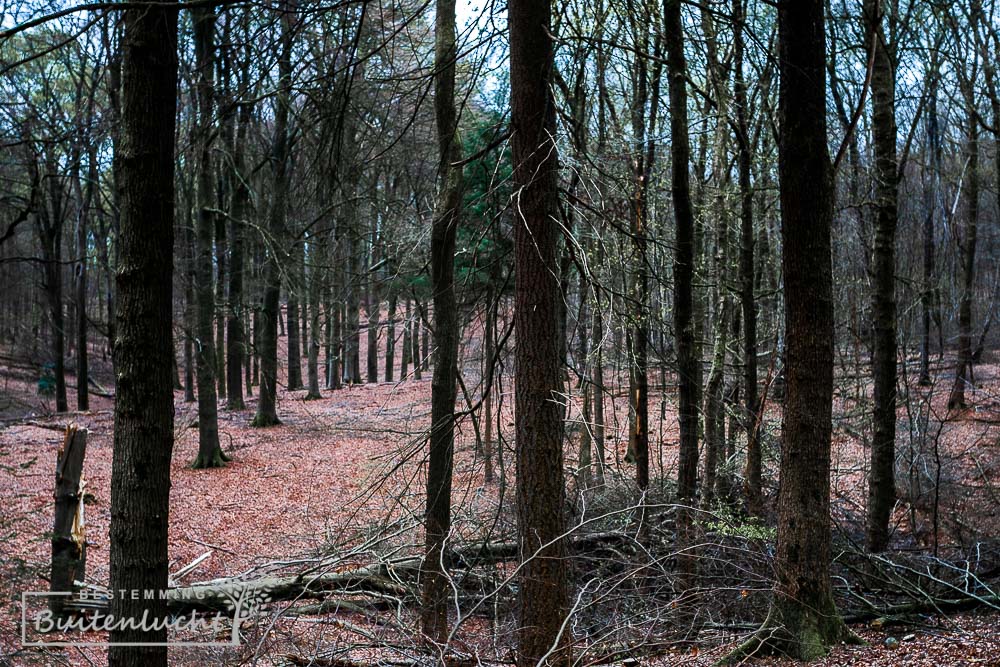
xmin=65 ymin=531 xmax=638 ymax=618
xmin=67 ymin=562 xmax=414 ymax=616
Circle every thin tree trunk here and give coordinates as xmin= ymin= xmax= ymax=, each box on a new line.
xmin=734 ymin=0 xmax=761 ymax=515
xmin=191 ymin=5 xmax=225 ymax=467
xmin=421 ymin=0 xmax=464 ymax=640
xmin=385 ymin=292 xmax=397 ymax=383
xmin=253 ymin=2 xmax=293 ymax=427
xmin=287 ymin=239 xmax=303 ymax=390
xmin=865 ymin=0 xmax=898 ymax=553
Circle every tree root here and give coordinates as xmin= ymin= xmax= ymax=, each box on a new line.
xmin=190 ymin=447 xmax=232 ymax=469
xmin=251 ymin=413 xmax=282 ymax=427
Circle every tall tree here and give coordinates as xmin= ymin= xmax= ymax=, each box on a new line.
xmin=665 ymin=0 xmax=698 ymax=518
xmin=510 ymin=0 xmax=571 ymax=662
xmin=107 ymin=0 xmax=178 ymax=662
xmin=733 ymin=0 xmax=761 ymax=515
xmin=865 ymin=0 xmax=898 ymax=553
xmin=730 ymin=0 xmax=855 ymax=659
xmin=253 ymin=2 xmax=294 ymax=427
xmin=191 ymin=4 xmax=226 ymax=467
xmin=420 ymin=0 xmax=464 ymax=643
xmin=947 ymin=12 xmax=980 ymax=411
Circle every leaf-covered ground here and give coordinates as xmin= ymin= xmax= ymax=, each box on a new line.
xmin=2 ymin=333 xmax=999 ymax=665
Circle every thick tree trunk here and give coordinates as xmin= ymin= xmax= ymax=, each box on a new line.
xmin=191 ymin=5 xmax=225 ymax=467
xmin=731 ymin=1 xmax=855 ymax=659
xmin=664 ymin=0 xmax=699 ymax=587
xmin=183 ymin=214 xmax=196 ymax=403
xmin=75 ymin=158 xmax=92 ymax=412
xmin=412 ymin=303 xmax=422 ymax=380
xmin=108 ymin=2 xmax=178 ymax=660
xmin=343 ymin=226 xmax=362 ymax=385
xmin=865 ymin=0 xmax=898 ymax=553
xmin=509 ymin=0 xmax=571 ymax=662
xmin=305 ymin=235 xmax=325 ymax=400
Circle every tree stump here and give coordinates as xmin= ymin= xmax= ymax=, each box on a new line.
xmin=51 ymin=425 xmax=87 ymax=615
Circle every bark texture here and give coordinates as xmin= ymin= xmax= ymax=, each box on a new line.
xmin=865 ymin=0 xmax=898 ymax=553
xmin=108 ymin=4 xmax=178 ymax=661
xmin=421 ymin=0 xmax=464 ymax=642
xmin=510 ymin=0 xmax=571 ymax=662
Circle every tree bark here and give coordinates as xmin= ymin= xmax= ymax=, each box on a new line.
xmin=865 ymin=0 xmax=898 ymax=553
xmin=421 ymin=0 xmax=464 ymax=641
xmin=947 ymin=87 xmax=979 ymax=411
xmin=191 ymin=5 xmax=225 ymax=467
xmin=225 ymin=76 xmax=251 ymax=411
xmin=252 ymin=2 xmax=293 ymax=427
xmin=733 ymin=0 xmax=761 ymax=515
xmin=108 ymin=2 xmax=178 ymax=659
xmin=510 ymin=0 xmax=571 ymax=662
xmin=51 ymin=426 xmax=87 ymax=616
xmin=287 ymin=240 xmax=303 ymax=390
xmin=731 ymin=1 xmax=855 ymax=659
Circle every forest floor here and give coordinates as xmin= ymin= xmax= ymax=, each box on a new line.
xmin=2 ymin=330 xmax=1000 ymax=666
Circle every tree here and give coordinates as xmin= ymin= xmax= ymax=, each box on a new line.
xmin=665 ymin=0 xmax=698 ymax=529
xmin=729 ymin=0 xmax=856 ymax=659
xmin=253 ymin=1 xmax=294 ymax=427
xmin=947 ymin=3 xmax=981 ymax=411
xmin=733 ymin=0 xmax=761 ymax=515
xmin=510 ymin=0 xmax=571 ymax=662
xmin=420 ymin=0 xmax=464 ymax=642
xmin=865 ymin=0 xmax=899 ymax=553
xmin=107 ymin=0 xmax=178 ymax=662
xmin=191 ymin=4 xmax=227 ymax=467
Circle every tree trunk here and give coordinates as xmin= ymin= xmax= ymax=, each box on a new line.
xmin=108 ymin=2 xmax=178 ymax=660
xmin=287 ymin=240 xmax=303 ymax=390
xmin=412 ymin=303 xmax=422 ymax=380
xmin=225 ymin=88 xmax=251 ymax=411
xmin=253 ymin=3 xmax=293 ymax=427
xmin=664 ymin=0 xmax=699 ymax=589
xmin=385 ymin=292 xmax=397 ymax=383
xmin=734 ymin=0 xmax=761 ymax=515
xmin=865 ymin=0 xmax=898 ymax=553
xmin=306 ymin=233 xmax=326 ymax=399
xmin=421 ymin=0 xmax=464 ymax=640
xmin=401 ymin=297 xmax=411 ymax=379
xmin=191 ymin=5 xmax=225 ymax=467
xmin=732 ymin=1 xmax=855 ymax=659
xmin=510 ymin=0 xmax=571 ymax=662
xmin=947 ymin=92 xmax=979 ymax=411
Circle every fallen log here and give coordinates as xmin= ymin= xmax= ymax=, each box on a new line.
xmin=65 ymin=564 xmax=413 ymax=616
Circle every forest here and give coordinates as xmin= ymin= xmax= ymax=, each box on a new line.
xmin=1 ymin=0 xmax=999 ymax=664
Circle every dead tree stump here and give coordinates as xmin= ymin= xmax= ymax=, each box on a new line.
xmin=50 ymin=425 xmax=87 ymax=615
